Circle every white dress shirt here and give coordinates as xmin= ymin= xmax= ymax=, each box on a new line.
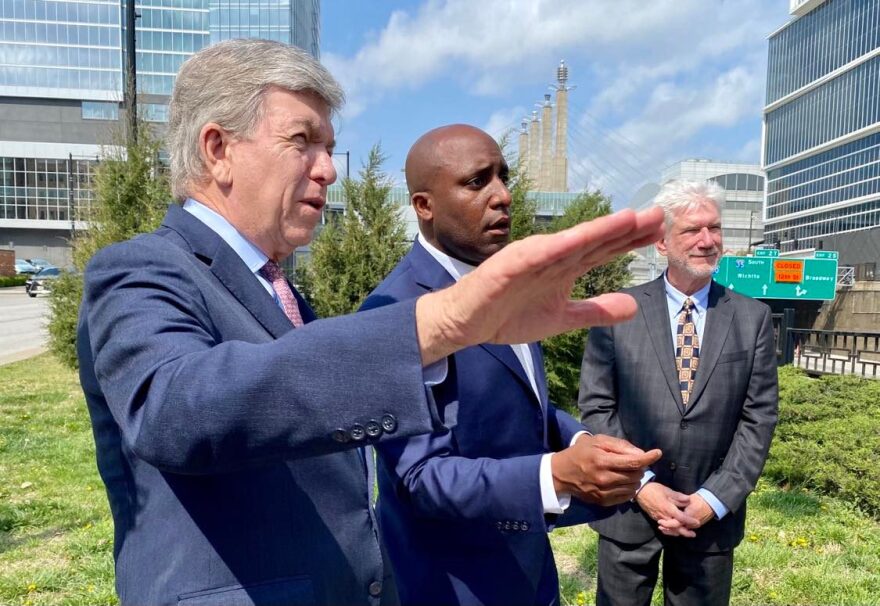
xmin=417 ymin=234 xmax=578 ymax=514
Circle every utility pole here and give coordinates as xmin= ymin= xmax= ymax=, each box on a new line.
xmin=124 ymin=0 xmax=138 ymax=143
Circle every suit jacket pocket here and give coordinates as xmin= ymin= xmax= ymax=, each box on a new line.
xmin=177 ymin=576 xmax=315 ymax=606
xmin=718 ymin=350 xmax=748 ymax=364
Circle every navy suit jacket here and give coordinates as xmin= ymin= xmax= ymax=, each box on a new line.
xmin=77 ymin=205 xmax=444 ymax=606
xmin=361 ymin=241 xmax=597 ymax=606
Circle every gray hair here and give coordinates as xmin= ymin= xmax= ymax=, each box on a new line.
xmin=168 ymin=38 xmax=345 ymax=201
xmin=653 ymin=179 xmax=725 ymax=228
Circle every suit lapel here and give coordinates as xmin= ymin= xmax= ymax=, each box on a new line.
xmin=686 ymin=282 xmax=733 ymax=412
xmin=161 ymin=205 xmax=295 ymax=339
xmin=640 ymin=278 xmax=687 ymax=414
xmin=408 ymin=241 xmax=539 ymax=402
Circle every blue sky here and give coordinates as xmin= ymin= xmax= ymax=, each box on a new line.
xmin=320 ymin=1 xmax=793 ymax=208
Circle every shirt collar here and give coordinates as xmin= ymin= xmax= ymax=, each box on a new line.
xmin=663 ymin=271 xmax=711 ymax=319
xmin=183 ymin=198 xmax=268 ymax=274
xmin=417 ymin=232 xmax=477 ymax=282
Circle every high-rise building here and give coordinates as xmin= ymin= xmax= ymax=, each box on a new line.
xmin=762 ymin=0 xmax=880 ymax=255
xmin=628 ymin=159 xmax=766 ymax=285
xmin=0 ymin=0 xmax=320 ymax=265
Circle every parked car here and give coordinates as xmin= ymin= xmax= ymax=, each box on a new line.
xmin=26 ymin=258 xmax=53 ymax=271
xmin=14 ymin=259 xmax=37 ymax=275
xmin=26 ymin=266 xmax=62 ymax=297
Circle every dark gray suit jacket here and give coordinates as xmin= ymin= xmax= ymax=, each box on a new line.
xmin=578 ymin=277 xmax=778 ymax=552
xmin=77 ymin=205 xmax=443 ymax=606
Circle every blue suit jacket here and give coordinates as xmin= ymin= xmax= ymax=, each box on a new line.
xmin=361 ymin=242 xmax=597 ymax=606
xmin=77 ymin=205 xmax=444 ymax=606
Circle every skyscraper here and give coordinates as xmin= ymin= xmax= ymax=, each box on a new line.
xmin=0 ymin=0 xmax=320 ymax=264
xmin=762 ymin=0 xmax=880 ymax=255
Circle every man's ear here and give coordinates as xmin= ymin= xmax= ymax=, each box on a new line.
xmin=655 ymin=237 xmax=668 ymax=257
xmin=199 ymin=123 xmax=234 ymax=186
xmin=412 ymin=192 xmax=433 ymax=222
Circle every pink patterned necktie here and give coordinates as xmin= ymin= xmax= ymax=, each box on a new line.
xmin=259 ymin=260 xmax=304 ymax=327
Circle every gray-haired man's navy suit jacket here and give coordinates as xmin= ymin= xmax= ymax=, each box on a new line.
xmin=361 ymin=241 xmax=598 ymax=606
xmin=77 ymin=205 xmax=444 ymax=606
xmin=579 ymin=277 xmax=778 ymax=552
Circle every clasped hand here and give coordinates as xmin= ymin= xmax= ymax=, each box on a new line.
xmin=636 ymin=482 xmax=715 ymax=538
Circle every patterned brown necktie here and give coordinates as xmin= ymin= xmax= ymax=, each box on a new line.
xmin=259 ymin=260 xmax=304 ymax=327
xmin=675 ymin=298 xmax=700 ymax=407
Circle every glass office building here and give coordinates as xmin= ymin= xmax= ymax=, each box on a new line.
xmin=762 ymin=0 xmax=880 ymax=254
xmin=0 ymin=0 xmax=320 ymax=265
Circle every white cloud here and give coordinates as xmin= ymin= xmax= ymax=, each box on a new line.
xmin=481 ymin=106 xmax=527 ymax=140
xmin=327 ymin=0 xmax=790 ymax=202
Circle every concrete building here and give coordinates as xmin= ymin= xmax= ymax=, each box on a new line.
xmin=0 ymin=0 xmax=320 ymax=266
xmin=628 ymin=159 xmax=766 ymax=284
xmin=762 ymin=0 xmax=880 ymax=256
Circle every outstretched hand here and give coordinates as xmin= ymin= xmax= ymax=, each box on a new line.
xmin=551 ymin=434 xmax=662 ymax=507
xmin=416 ymin=206 xmax=665 ymax=364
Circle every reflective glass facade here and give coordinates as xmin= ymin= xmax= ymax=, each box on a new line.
xmin=763 ymin=0 xmax=880 ymax=253
xmin=1 ymin=0 xmax=320 ymax=239
xmin=1 ymin=0 xmax=320 ymax=99
xmin=765 ymin=54 xmax=880 ymax=165
xmin=209 ymin=0 xmax=319 ymax=55
xmin=767 ymin=0 xmax=880 ymax=104
xmin=0 ymin=0 xmax=122 ymax=99
xmin=133 ymin=0 xmax=209 ymax=96
xmin=0 ymin=155 xmax=96 ymax=221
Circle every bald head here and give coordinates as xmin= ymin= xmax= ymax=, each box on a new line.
xmin=405 ymin=124 xmax=512 ymax=265
xmin=405 ymin=124 xmax=498 ymax=195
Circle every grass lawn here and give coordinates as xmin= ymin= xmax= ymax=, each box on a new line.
xmin=2 ymin=354 xmax=880 ymax=606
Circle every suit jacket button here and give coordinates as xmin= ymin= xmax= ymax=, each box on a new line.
xmin=350 ymin=424 xmax=366 ymax=441
xmin=365 ymin=420 xmax=382 ymax=438
xmin=368 ymin=581 xmax=382 ymax=597
xmin=669 ymin=461 xmax=677 ymax=471
xmin=332 ymin=429 xmax=349 ymax=443
xmin=680 ymin=420 xmax=688 ymax=430
xmin=381 ymin=414 xmax=398 ymax=433
xmin=521 ymin=521 xmax=530 ymax=531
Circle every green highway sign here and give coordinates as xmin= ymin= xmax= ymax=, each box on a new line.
xmin=754 ymin=248 xmax=779 ymax=257
xmin=713 ymin=255 xmax=838 ymax=300
xmin=815 ymin=251 xmax=838 ymax=260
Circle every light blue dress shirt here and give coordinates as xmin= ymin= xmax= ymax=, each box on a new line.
xmin=639 ymin=272 xmax=730 ymax=520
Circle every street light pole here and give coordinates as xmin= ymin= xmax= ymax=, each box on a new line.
xmin=123 ymin=0 xmax=138 ymax=143
xmin=747 ymin=210 xmax=755 ymax=255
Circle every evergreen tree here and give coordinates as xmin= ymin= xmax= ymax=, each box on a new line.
xmin=297 ymin=144 xmax=409 ymax=317
xmin=48 ymin=124 xmax=170 ymax=369
xmin=540 ymin=192 xmax=634 ymax=413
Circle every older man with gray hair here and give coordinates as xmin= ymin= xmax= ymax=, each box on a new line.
xmin=77 ymin=38 xmax=664 ymax=606
xmin=578 ymin=179 xmax=778 ymax=606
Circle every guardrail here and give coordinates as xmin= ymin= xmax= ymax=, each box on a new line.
xmin=775 ymin=317 xmax=880 ymax=378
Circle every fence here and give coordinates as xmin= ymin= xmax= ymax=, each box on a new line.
xmin=774 ymin=308 xmax=880 ymax=378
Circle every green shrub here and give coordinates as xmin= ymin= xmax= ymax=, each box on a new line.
xmin=47 ymin=272 xmax=85 ymax=369
xmin=0 ymin=275 xmax=28 ymax=287
xmin=765 ymin=366 xmax=880 ymax=517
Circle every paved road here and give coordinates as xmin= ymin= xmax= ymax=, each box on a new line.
xmin=0 ymin=287 xmax=50 ymax=366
